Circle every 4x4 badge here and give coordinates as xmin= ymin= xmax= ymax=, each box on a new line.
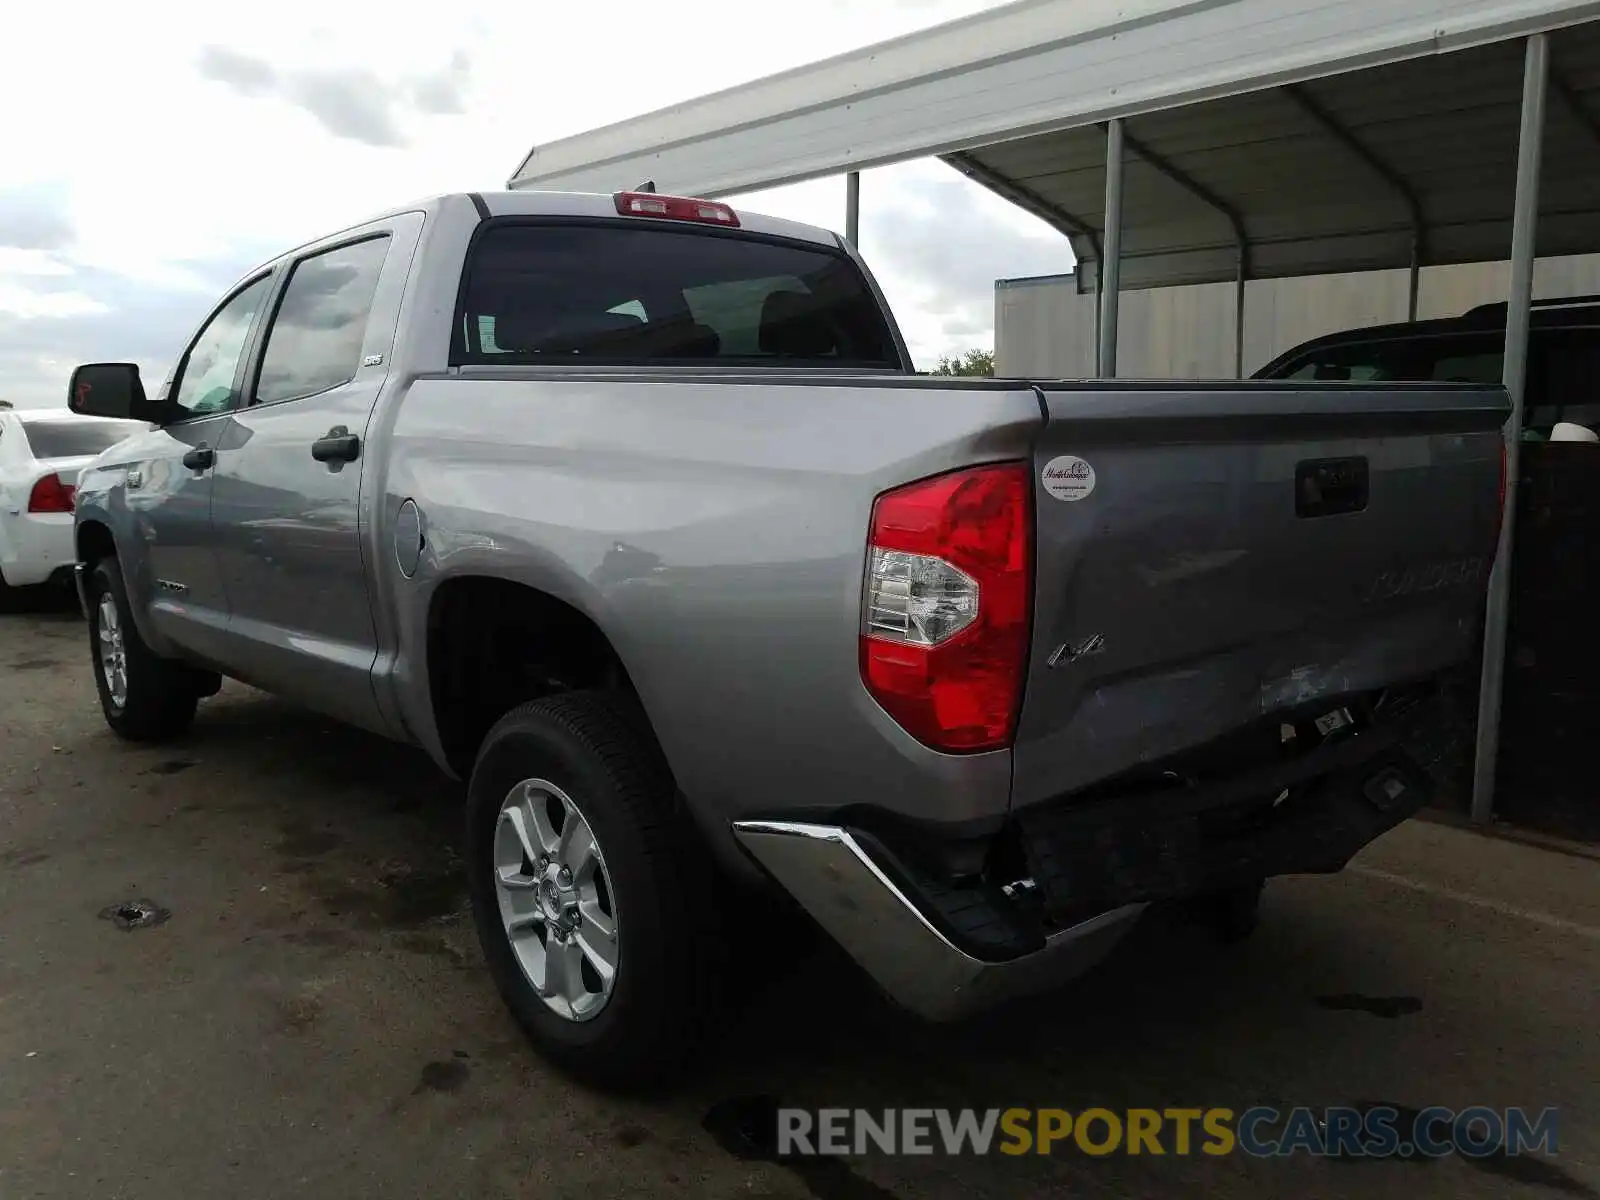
xmin=1047 ymin=634 xmax=1106 ymax=668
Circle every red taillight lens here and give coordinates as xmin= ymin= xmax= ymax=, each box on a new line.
xmin=27 ymin=473 xmax=75 ymax=513
xmin=860 ymin=462 xmax=1032 ymax=753
xmin=613 ymin=192 xmax=740 ymax=227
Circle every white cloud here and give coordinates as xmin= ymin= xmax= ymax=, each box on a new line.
xmin=0 ymin=249 xmax=74 ymax=278
xmin=0 ymin=284 xmax=109 ymax=320
xmin=0 ymin=0 xmax=1071 ymax=405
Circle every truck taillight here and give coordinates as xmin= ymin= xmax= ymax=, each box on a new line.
xmin=28 ymin=473 xmax=75 ymax=513
xmin=613 ymin=192 xmax=740 ymax=227
xmin=860 ymin=462 xmax=1032 ymax=753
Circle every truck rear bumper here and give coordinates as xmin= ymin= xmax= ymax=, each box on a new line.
xmin=730 ymin=819 xmax=1146 ymax=1021
xmin=733 ymin=686 xmax=1460 ymax=1021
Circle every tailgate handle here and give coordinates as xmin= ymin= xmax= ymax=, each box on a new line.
xmin=1296 ymin=456 xmax=1368 ymax=518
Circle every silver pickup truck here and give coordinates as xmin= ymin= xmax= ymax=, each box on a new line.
xmin=67 ymin=189 xmax=1508 ymax=1085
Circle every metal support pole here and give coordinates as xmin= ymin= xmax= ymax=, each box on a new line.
xmin=1407 ymin=242 xmax=1421 ymax=321
xmin=1099 ymin=119 xmax=1125 ymax=378
xmin=1234 ymin=251 xmax=1247 ymax=377
xmin=1471 ymin=33 xmax=1548 ymax=824
xmin=1093 ymin=264 xmax=1104 ymax=376
xmin=845 ymin=171 xmax=860 ymax=246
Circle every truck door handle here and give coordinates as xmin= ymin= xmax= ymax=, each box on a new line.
xmin=311 ymin=428 xmax=360 ymax=463
xmin=181 ymin=445 xmax=215 ymax=471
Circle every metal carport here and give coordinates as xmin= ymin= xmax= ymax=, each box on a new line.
xmin=507 ymin=0 xmax=1600 ymax=822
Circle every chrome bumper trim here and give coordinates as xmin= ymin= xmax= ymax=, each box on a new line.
xmin=731 ymin=819 xmax=1144 ymax=1021
xmin=71 ymin=563 xmax=91 ymax=621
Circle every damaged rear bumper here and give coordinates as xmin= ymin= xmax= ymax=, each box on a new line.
xmin=733 ymin=687 xmax=1459 ymax=1022
xmin=731 ymin=819 xmax=1145 ymax=1021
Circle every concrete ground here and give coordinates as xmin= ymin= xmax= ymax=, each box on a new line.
xmin=2 ymin=601 xmax=1596 ymax=1200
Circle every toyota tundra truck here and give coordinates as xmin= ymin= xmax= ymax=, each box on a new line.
xmin=66 ymin=189 xmax=1508 ymax=1085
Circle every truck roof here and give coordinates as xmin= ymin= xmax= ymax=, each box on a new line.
xmin=225 ymin=191 xmax=849 ymax=312
xmin=1254 ymin=295 xmax=1600 ymax=378
xmin=482 ymin=190 xmax=841 ymax=247
xmin=310 ymin=190 xmax=843 ymax=263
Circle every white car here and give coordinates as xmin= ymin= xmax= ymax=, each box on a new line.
xmin=0 ymin=406 xmax=148 ymax=606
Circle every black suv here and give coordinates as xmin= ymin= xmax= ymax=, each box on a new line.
xmin=1254 ymin=295 xmax=1600 ymax=437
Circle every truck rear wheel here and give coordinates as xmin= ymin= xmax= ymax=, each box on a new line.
xmin=465 ymin=691 xmax=722 ymax=1088
xmin=86 ymin=558 xmax=199 ymax=743
xmin=1200 ymin=879 xmax=1265 ymax=943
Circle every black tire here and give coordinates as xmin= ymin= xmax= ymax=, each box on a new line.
xmin=86 ymin=557 xmax=199 ymax=742
xmin=1202 ymin=879 xmax=1265 ymax=944
xmin=465 ymin=691 xmax=724 ymax=1089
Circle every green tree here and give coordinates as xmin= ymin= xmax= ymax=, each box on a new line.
xmin=929 ymin=348 xmax=995 ymax=377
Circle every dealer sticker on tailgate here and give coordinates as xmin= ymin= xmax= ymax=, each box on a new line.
xmin=1042 ymin=455 xmax=1097 ymax=502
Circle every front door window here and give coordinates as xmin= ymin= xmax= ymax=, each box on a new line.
xmin=171 ymin=276 xmax=273 ymax=418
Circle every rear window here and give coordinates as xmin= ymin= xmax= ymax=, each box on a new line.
xmin=453 ymin=222 xmax=900 ymax=368
xmin=21 ymin=419 xmax=139 ymax=459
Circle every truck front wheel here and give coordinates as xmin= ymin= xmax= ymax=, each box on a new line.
xmin=465 ymin=691 xmax=722 ymax=1088
xmin=86 ymin=558 xmax=199 ymax=743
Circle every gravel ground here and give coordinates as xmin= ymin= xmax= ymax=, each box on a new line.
xmin=1 ymin=601 xmax=1596 ymax=1200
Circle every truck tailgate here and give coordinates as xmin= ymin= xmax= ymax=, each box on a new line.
xmin=1013 ymin=382 xmax=1509 ymax=809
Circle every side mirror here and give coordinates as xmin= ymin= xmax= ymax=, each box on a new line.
xmin=68 ymin=363 xmax=162 ymax=422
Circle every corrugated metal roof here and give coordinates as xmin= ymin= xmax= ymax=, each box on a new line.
xmin=507 ymin=0 xmax=1600 ymax=290
xmin=951 ymin=21 xmax=1600 ymax=288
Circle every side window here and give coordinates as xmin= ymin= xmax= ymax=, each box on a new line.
xmin=1277 ymin=342 xmax=1405 ymax=381
xmin=1282 ymin=360 xmax=1384 ymax=381
xmin=1528 ymin=331 xmax=1600 ymax=431
xmin=254 ymin=236 xmax=390 ymax=405
xmin=171 ymin=276 xmax=273 ymax=418
xmin=1426 ymin=352 xmax=1502 ymax=383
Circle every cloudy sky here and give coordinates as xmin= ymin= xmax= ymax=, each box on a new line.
xmin=0 ymin=0 xmax=1074 ymax=407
